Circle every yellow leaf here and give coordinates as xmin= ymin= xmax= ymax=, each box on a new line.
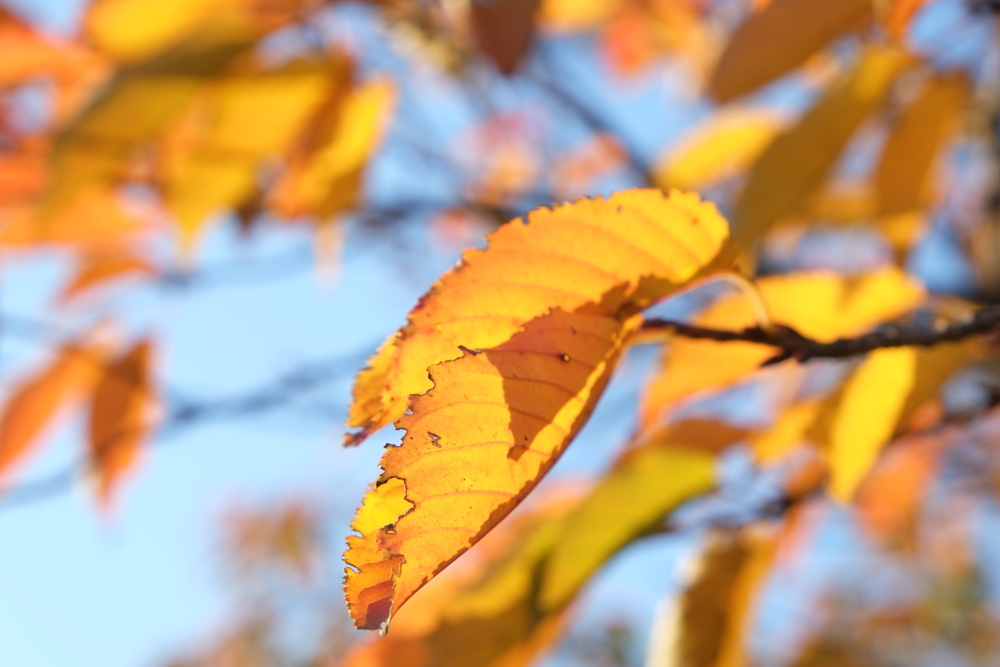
xmin=84 ymin=0 xmax=235 ymax=61
xmin=346 ymin=189 xmax=729 ymax=446
xmin=161 ymin=57 xmax=348 ymax=244
xmin=88 ymin=338 xmax=156 ymax=509
xmin=47 ymin=21 xmax=256 ymax=214
xmin=733 ymin=47 xmax=911 ymax=250
xmin=828 ymin=347 xmax=916 ymax=501
xmin=640 ymin=268 xmax=924 ymax=427
xmin=750 ymin=399 xmax=824 ymax=463
xmin=875 ymin=71 xmax=968 ymax=215
xmin=270 ymin=77 xmax=395 ymax=221
xmin=343 ymin=190 xmax=730 ymax=631
xmin=537 ymin=0 xmax=623 ymax=32
xmin=646 ymin=525 xmax=781 ymax=667
xmin=707 ymin=0 xmax=872 ymax=102
xmin=653 ymin=108 xmax=785 ymax=190
xmin=539 ymin=442 xmax=717 ymax=610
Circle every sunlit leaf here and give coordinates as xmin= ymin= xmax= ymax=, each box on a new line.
xmin=733 ymin=47 xmax=910 ymax=250
xmin=539 ymin=440 xmax=717 ymax=610
xmin=346 ymin=189 xmax=729 ymax=446
xmin=270 ymin=76 xmax=394 ymax=221
xmin=707 ymin=0 xmax=872 ymax=102
xmin=875 ymin=71 xmax=968 ymax=215
xmin=654 ymin=107 xmax=785 ymax=191
xmin=0 ymin=191 xmax=152 ymax=249
xmin=750 ymin=399 xmax=824 ymax=463
xmin=827 ymin=347 xmax=916 ymax=501
xmin=87 ymin=338 xmax=156 ymax=508
xmin=536 ymin=0 xmax=622 ymax=32
xmin=161 ymin=56 xmax=348 ymax=245
xmin=0 ymin=7 xmax=91 ymax=87
xmin=0 ymin=341 xmax=101 ymax=484
xmin=344 ymin=190 xmax=730 ymax=631
xmin=640 ymin=268 xmax=924 ymax=427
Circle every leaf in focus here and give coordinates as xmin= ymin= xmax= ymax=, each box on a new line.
xmin=88 ymin=338 xmax=156 ymax=508
xmin=640 ymin=268 xmax=924 ymax=427
xmin=342 ymin=490 xmax=583 ymax=667
xmin=733 ymin=48 xmax=910 ymax=250
xmin=58 ymin=250 xmax=157 ymax=304
xmin=875 ymin=71 xmax=968 ymax=215
xmin=707 ymin=0 xmax=872 ymax=102
xmin=161 ymin=57 xmax=348 ymax=245
xmin=344 ymin=190 xmax=730 ymax=631
xmin=827 ymin=347 xmax=916 ymax=501
xmin=346 ymin=189 xmax=729 ymax=446
xmin=270 ymin=77 xmax=395 ymax=221
xmin=653 ymin=107 xmax=785 ymax=191
xmin=539 ymin=440 xmax=718 ymax=610
xmin=0 ymin=341 xmax=101 ymax=484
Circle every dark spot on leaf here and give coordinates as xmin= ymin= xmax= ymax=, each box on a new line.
xmin=458 ymin=344 xmax=483 ymax=355
xmin=428 ymin=432 xmax=441 ymax=447
xmin=560 ymin=354 xmax=571 ymax=362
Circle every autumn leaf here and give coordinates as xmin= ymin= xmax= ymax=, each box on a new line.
xmin=0 ymin=191 xmax=152 ymax=250
xmin=733 ymin=47 xmax=911 ymax=250
xmin=640 ymin=268 xmax=924 ymax=428
xmin=58 ymin=250 xmax=157 ymax=304
xmin=270 ymin=76 xmax=394 ymax=221
xmin=344 ymin=190 xmax=730 ymax=631
xmin=0 ymin=8 xmax=90 ymax=88
xmin=88 ymin=338 xmax=156 ymax=508
xmin=877 ymin=0 xmax=932 ymax=40
xmin=707 ymin=0 xmax=873 ymax=102
xmin=654 ymin=107 xmax=785 ymax=191
xmin=160 ymin=56 xmax=349 ymax=244
xmin=646 ymin=525 xmax=782 ymax=667
xmin=470 ymin=0 xmax=539 ymax=75
xmin=875 ymin=71 xmax=968 ymax=215
xmin=0 ymin=341 xmax=102 ymax=485
xmin=346 ymin=189 xmax=729 ymax=446
xmin=539 ymin=439 xmax=718 ymax=610
xmin=536 ymin=0 xmax=621 ymax=32
xmin=825 ymin=347 xmax=917 ymax=501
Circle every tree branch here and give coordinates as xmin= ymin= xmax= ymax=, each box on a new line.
xmin=643 ymin=303 xmax=1000 ymax=363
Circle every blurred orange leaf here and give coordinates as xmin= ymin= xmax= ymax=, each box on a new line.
xmin=707 ymin=0 xmax=872 ymax=102
xmin=88 ymin=338 xmax=156 ymax=508
xmin=0 ymin=341 xmax=101 ymax=485
xmin=58 ymin=250 xmax=157 ymax=304
xmin=0 ymin=191 xmax=152 ymax=249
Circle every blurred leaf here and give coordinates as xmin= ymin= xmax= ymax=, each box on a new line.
xmin=470 ymin=0 xmax=539 ymax=75
xmin=540 ymin=441 xmax=717 ymax=610
xmin=654 ymin=107 xmax=785 ymax=191
xmin=877 ymin=0 xmax=932 ymax=40
xmin=0 ymin=191 xmax=152 ymax=249
xmin=58 ymin=250 xmax=157 ymax=303
xmin=640 ymin=268 xmax=923 ymax=427
xmin=0 ymin=340 xmax=101 ymax=484
xmin=0 ymin=7 xmax=91 ymax=87
xmin=733 ymin=47 xmax=910 ymax=250
xmin=827 ymin=347 xmax=916 ymax=501
xmin=537 ymin=0 xmax=622 ymax=32
xmin=88 ymin=338 xmax=156 ymax=509
xmin=875 ymin=71 xmax=968 ymax=215
xmin=707 ymin=0 xmax=872 ymax=102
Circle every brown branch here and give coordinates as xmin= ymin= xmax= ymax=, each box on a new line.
xmin=643 ymin=304 xmax=1000 ymax=363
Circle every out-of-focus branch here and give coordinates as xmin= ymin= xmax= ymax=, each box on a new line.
xmin=643 ymin=304 xmax=1000 ymax=363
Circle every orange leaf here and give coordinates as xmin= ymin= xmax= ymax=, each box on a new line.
xmin=58 ymin=250 xmax=157 ymax=304
xmin=877 ymin=0 xmax=932 ymax=40
xmin=537 ymin=0 xmax=622 ymax=32
xmin=0 ymin=8 xmax=91 ymax=87
xmin=707 ymin=0 xmax=872 ymax=102
xmin=0 ymin=343 xmax=100 ymax=484
xmin=346 ymin=189 xmax=729 ymax=446
xmin=0 ymin=191 xmax=152 ymax=250
xmin=343 ymin=190 xmax=730 ymax=631
xmin=88 ymin=338 xmax=156 ymax=508
xmin=875 ymin=71 xmax=969 ymax=215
